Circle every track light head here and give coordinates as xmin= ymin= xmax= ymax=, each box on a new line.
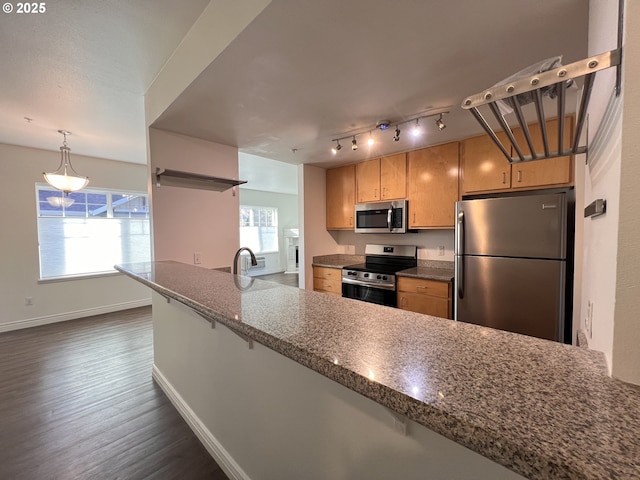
xmin=435 ymin=114 xmax=446 ymax=131
xmin=393 ymin=126 xmax=400 ymax=142
xmin=351 ymin=136 xmax=358 ymax=151
xmin=331 ymin=140 xmax=342 ymax=154
xmin=412 ymin=119 xmax=421 ymax=137
xmin=367 ymin=131 xmax=374 ymax=146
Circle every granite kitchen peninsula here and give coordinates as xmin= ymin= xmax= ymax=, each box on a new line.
xmin=116 ymin=260 xmax=640 ymax=480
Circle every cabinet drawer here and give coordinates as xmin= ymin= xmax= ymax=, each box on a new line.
xmin=313 ymin=277 xmax=342 ymax=295
xmin=397 ymin=277 xmax=450 ymax=298
xmin=313 ymin=266 xmax=341 ymax=281
xmin=397 ymin=292 xmax=451 ymax=319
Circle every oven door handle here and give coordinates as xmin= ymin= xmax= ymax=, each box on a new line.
xmin=341 ymin=277 xmax=396 ymax=291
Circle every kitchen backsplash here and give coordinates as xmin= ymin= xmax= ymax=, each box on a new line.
xmin=333 ymin=229 xmax=455 ymax=261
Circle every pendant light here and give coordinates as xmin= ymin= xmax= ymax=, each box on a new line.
xmin=43 ymin=130 xmax=89 ymax=196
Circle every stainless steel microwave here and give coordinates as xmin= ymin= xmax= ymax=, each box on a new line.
xmin=354 ymin=200 xmax=408 ymax=234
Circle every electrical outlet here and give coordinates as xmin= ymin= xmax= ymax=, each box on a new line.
xmin=25 ymin=297 xmax=33 ymax=306
xmin=193 ymin=252 xmax=202 ymax=265
xmin=438 ymin=246 xmax=445 ymax=256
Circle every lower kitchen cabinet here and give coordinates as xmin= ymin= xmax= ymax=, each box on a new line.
xmin=397 ymin=277 xmax=452 ymax=319
xmin=313 ymin=266 xmax=342 ymax=296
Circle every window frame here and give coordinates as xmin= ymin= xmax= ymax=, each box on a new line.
xmin=35 ymin=183 xmax=151 ymax=281
xmin=239 ymin=205 xmax=279 ymax=254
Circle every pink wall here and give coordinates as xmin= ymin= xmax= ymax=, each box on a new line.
xmin=149 ymin=128 xmax=240 ymax=269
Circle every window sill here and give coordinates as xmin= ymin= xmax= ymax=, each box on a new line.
xmin=38 ymin=270 xmax=124 ymax=284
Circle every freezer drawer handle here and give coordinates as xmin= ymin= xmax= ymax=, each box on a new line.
xmin=542 ymin=204 xmax=558 ymax=209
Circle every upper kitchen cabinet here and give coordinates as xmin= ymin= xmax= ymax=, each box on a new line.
xmin=356 ymin=153 xmax=407 ymax=203
xmin=326 ymin=164 xmax=356 ymax=230
xmin=460 ymin=131 xmax=512 ymax=194
xmin=408 ymin=142 xmax=459 ymax=229
xmin=460 ymin=117 xmax=574 ymax=196
xmin=510 ymin=116 xmax=574 ymax=190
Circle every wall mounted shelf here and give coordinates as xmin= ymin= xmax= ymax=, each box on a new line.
xmin=155 ymin=168 xmax=247 ymax=193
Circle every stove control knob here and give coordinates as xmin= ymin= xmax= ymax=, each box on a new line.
xmin=376 ymin=275 xmax=382 ymax=280
xmin=364 ymin=273 xmax=369 ymax=278
xmin=382 ymin=275 xmax=388 ymax=281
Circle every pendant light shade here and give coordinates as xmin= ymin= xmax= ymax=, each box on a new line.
xmin=43 ymin=130 xmax=89 ymax=196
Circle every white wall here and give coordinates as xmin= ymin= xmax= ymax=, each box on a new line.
xmin=336 ymin=230 xmax=454 ymax=262
xmin=298 ymin=164 xmax=342 ymax=289
xmin=239 ymin=188 xmax=298 ymax=275
xmin=0 ymin=143 xmax=151 ymax=331
xmin=581 ymin=0 xmax=640 ymax=384
xmin=612 ymin=0 xmax=640 ymax=383
xmin=148 ymin=128 xmax=240 ymax=269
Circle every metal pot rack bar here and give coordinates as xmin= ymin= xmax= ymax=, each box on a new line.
xmin=461 ymin=47 xmax=622 ymax=164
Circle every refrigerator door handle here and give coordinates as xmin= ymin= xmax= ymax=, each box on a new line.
xmin=456 ymin=210 xmax=465 ymax=256
xmin=456 ymin=210 xmax=465 ymax=299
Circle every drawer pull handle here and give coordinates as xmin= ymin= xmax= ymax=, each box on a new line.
xmin=417 ymin=285 xmax=427 ymax=289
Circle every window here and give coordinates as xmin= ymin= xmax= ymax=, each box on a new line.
xmin=36 ymin=185 xmax=151 ymax=279
xmin=239 ymin=206 xmax=278 ymax=253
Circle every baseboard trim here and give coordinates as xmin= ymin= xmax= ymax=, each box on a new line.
xmin=152 ymin=365 xmax=250 ymax=480
xmin=0 ymin=299 xmax=151 ymax=333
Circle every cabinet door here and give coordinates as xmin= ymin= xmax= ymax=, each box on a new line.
xmin=313 ymin=267 xmax=342 ymax=295
xmin=460 ymin=131 xmax=511 ymax=194
xmin=326 ymin=165 xmax=355 ymax=230
xmin=397 ymin=292 xmax=451 ymax=319
xmin=511 ymin=117 xmax=573 ymax=189
xmin=380 ymin=153 xmax=407 ymax=200
xmin=407 ymin=142 xmax=459 ymax=228
xmin=356 ymin=159 xmax=381 ymax=203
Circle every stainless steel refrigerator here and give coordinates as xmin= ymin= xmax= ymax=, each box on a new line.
xmin=454 ymin=192 xmax=573 ymax=343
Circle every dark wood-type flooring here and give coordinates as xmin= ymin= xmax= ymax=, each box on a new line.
xmin=0 ymin=307 xmax=229 ymax=480
xmin=255 ymin=271 xmax=299 ymax=288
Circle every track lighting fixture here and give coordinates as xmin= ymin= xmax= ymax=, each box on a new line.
xmin=412 ymin=119 xmax=421 ymax=137
xmin=393 ymin=126 xmax=400 ymax=142
xmin=330 ymin=111 xmax=448 ymax=154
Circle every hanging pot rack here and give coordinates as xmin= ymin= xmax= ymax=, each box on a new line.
xmin=461 ymin=47 xmax=622 ymax=164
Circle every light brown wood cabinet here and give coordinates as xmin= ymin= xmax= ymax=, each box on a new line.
xmin=397 ymin=277 xmax=452 ymax=319
xmin=407 ymin=142 xmax=459 ymax=228
xmin=510 ymin=117 xmax=573 ymax=190
xmin=460 ymin=117 xmax=574 ymax=195
xmin=356 ymin=153 xmax=406 ymax=203
xmin=460 ymin=131 xmax=512 ymax=194
xmin=326 ymin=164 xmax=355 ymax=230
xmin=313 ymin=266 xmax=342 ymax=296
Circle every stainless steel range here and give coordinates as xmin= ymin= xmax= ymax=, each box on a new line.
xmin=342 ymin=244 xmax=417 ymax=307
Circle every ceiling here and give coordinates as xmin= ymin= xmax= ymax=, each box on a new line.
xmin=1 ymin=0 xmax=589 ymax=167
xmin=0 ymin=0 xmax=209 ymax=163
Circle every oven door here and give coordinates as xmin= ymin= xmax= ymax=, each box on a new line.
xmin=342 ymin=282 xmax=397 ymax=307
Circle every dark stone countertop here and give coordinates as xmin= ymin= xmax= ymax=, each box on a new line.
xmin=116 ymin=260 xmax=640 ymax=480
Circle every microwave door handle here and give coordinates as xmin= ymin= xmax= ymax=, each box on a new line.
xmin=387 ymin=207 xmax=393 ymax=231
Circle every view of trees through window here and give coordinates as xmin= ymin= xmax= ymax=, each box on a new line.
xmin=239 ymin=206 xmax=278 ymax=253
xmin=36 ymin=185 xmax=151 ymax=278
